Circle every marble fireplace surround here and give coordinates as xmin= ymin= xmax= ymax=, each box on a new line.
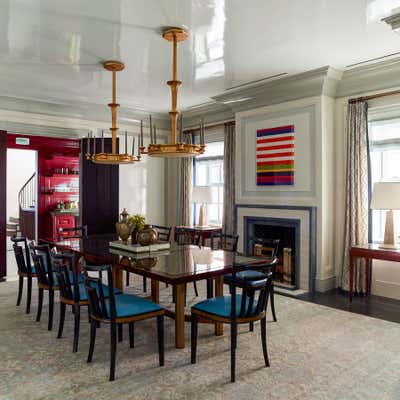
xmin=235 ymin=204 xmax=317 ymax=293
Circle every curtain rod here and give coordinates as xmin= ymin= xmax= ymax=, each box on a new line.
xmin=183 ymin=119 xmax=235 ymax=134
xmin=349 ymin=89 xmax=400 ymax=104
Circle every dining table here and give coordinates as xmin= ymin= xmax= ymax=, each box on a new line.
xmin=43 ymin=234 xmax=272 ymax=349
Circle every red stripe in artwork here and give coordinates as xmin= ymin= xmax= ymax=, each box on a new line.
xmin=256 ymin=152 xmax=295 ymax=159
xmin=257 ymin=176 xmax=294 ymax=183
xmin=257 ymin=159 xmax=294 ymax=166
xmin=257 ymin=135 xmax=295 ymax=144
xmin=257 ymin=143 xmax=295 ymax=152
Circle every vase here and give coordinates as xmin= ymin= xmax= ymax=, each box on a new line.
xmin=137 ymin=224 xmax=158 ymax=246
xmin=115 ymin=208 xmax=133 ymax=243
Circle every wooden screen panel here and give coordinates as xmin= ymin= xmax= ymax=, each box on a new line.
xmin=80 ymin=138 xmax=119 ymax=235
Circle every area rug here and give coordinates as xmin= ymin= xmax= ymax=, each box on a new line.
xmin=0 ymin=278 xmax=399 ymax=400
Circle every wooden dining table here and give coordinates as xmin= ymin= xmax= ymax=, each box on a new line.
xmin=45 ymin=234 xmax=271 ymax=349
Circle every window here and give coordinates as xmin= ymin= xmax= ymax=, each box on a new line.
xmin=369 ymin=119 xmax=400 ymax=242
xmin=193 ymin=142 xmax=224 ymax=225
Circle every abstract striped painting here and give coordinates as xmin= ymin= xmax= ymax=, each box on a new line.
xmin=256 ymin=125 xmax=295 ymax=186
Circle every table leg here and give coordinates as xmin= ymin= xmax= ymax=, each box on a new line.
xmin=365 ymin=258 xmax=371 ymax=296
xmin=349 ymin=255 xmax=354 ymax=303
xmin=151 ymin=279 xmax=160 ymax=304
xmin=214 ymin=276 xmax=224 ymax=336
xmin=113 ymin=266 xmax=123 ymax=292
xmin=175 ymin=283 xmax=185 ymax=349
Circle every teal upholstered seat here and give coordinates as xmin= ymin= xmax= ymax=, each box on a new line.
xmin=105 ymin=293 xmax=162 ymax=318
xmin=192 ymin=295 xmax=256 ymax=318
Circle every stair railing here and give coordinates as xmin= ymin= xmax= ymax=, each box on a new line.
xmin=18 ymin=172 xmax=36 ymax=210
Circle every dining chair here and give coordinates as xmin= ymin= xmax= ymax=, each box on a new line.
xmin=205 ymin=232 xmax=239 ymax=298
xmin=127 ymin=224 xmax=172 ymax=291
xmin=191 ymin=258 xmax=277 ymax=382
xmin=223 ymin=239 xmax=280 ymax=324
xmin=11 ymin=236 xmax=36 ymax=314
xmin=55 ymin=253 xmax=122 ymax=352
xmin=174 ymin=229 xmax=201 ymax=298
xmin=81 ymin=260 xmax=165 ymax=381
xmin=57 ymin=225 xmax=88 ymax=241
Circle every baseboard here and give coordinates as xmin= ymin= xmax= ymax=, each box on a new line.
xmin=315 ymin=275 xmax=336 ymax=292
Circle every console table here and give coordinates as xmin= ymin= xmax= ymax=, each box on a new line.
xmin=349 ymin=244 xmax=400 ymax=302
xmin=174 ymin=225 xmax=222 ymax=246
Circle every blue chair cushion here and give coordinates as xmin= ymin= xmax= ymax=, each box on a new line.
xmin=105 ymin=293 xmax=162 ymax=318
xmin=192 ymin=295 xmax=256 ymax=318
xmin=78 ymin=283 xmax=121 ymax=302
xmin=223 ymin=270 xmax=267 ymax=283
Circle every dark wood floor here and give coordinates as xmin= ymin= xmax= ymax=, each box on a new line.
xmin=295 ymin=289 xmax=400 ymax=324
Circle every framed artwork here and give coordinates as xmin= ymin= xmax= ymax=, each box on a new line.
xmin=256 ymin=125 xmax=295 ymax=186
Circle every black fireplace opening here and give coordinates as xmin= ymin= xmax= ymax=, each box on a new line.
xmin=245 ymin=217 xmax=300 ymax=290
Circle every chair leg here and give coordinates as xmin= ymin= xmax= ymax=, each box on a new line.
xmin=157 ymin=315 xmax=164 ymax=367
xmin=73 ymin=304 xmax=80 ymax=352
xmin=270 ymin=286 xmax=277 ymax=322
xmin=206 ymin=279 xmax=213 ymax=298
xmin=191 ymin=314 xmax=198 ymax=364
xmin=118 ymin=324 xmax=123 ymax=342
xmin=249 ymin=321 xmax=254 ymax=331
xmin=16 ymin=276 xmax=24 ymax=306
xmin=126 ymin=271 xmax=130 ymax=287
xmin=57 ymin=302 xmax=66 ymax=339
xmin=48 ymin=289 xmax=55 ymax=331
xmin=87 ymin=320 xmax=97 ymax=363
xmin=36 ymin=288 xmax=43 ymax=322
xmin=143 ymin=276 xmax=147 ymax=292
xmin=26 ymin=276 xmax=32 ymax=314
xmin=231 ymin=321 xmax=237 ymax=383
xmin=110 ymin=322 xmax=117 ymax=381
xmin=193 ymin=281 xmax=199 ymax=297
xmin=261 ymin=317 xmax=270 ymax=367
xmin=129 ymin=322 xmax=134 ymax=348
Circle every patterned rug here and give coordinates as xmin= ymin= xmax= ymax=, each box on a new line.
xmin=1 ymin=278 xmax=400 ymax=400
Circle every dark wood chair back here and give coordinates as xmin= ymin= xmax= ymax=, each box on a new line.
xmin=80 ymin=258 xmax=115 ymax=321
xmin=152 ymin=225 xmax=172 ymax=242
xmin=174 ymin=228 xmax=201 ymax=246
xmin=29 ymin=243 xmax=57 ymax=288
xmin=13 ymin=243 xmax=32 ymax=275
xmin=254 ymin=238 xmax=280 ymax=258
xmin=11 ymin=236 xmax=32 ymax=273
xmin=53 ymin=252 xmax=80 ymax=303
xmin=208 ymin=232 xmax=239 ymax=252
xmin=231 ymin=258 xmax=277 ymax=319
xmin=57 ymin=225 xmax=88 ymax=241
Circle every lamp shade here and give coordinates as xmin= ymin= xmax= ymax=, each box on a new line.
xmin=370 ymin=182 xmax=400 ymax=210
xmin=191 ymin=186 xmax=213 ymax=204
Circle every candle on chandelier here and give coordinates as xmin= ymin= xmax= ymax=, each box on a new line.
xmin=149 ymin=115 xmax=153 ymax=144
xmin=179 ymin=113 xmax=183 ymax=143
xmin=125 ymin=131 xmax=128 ymax=154
xmin=137 ymin=134 xmax=140 ymax=156
xmin=86 ymin=132 xmax=90 ymax=154
xmin=140 ymin=120 xmax=143 ymax=147
xmin=132 ymin=136 xmax=135 ymax=157
xmin=92 ymin=132 xmax=96 ymax=155
xmin=101 ymin=130 xmax=105 ymax=153
xmin=154 ymin=124 xmax=157 ymax=144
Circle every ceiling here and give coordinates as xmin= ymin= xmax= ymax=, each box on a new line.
xmin=1 ymin=0 xmax=400 ymax=115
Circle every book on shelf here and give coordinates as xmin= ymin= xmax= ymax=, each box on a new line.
xmin=109 ymin=240 xmax=170 ymax=253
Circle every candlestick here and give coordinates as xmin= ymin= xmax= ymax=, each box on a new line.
xmin=92 ymin=132 xmax=96 ymax=155
xmin=154 ymin=124 xmax=157 ymax=144
xmin=149 ymin=115 xmax=153 ymax=144
xmin=132 ymin=137 xmax=135 ymax=157
xmin=86 ymin=132 xmax=90 ymax=154
xmin=101 ymin=130 xmax=105 ymax=153
xmin=137 ymin=134 xmax=140 ymax=156
xmin=125 ymin=131 xmax=128 ymax=154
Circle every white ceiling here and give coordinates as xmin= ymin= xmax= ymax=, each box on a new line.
xmin=1 ymin=0 xmax=400 ymax=114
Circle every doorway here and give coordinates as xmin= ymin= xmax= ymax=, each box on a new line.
xmin=6 ymin=148 xmax=37 ymax=279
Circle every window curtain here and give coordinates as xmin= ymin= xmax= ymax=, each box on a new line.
xmin=340 ymin=101 xmax=370 ymax=293
xmin=222 ymin=122 xmax=235 ymax=235
xmin=177 ymin=133 xmax=193 ymax=226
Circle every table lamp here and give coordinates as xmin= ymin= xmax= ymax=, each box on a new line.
xmin=370 ymin=181 xmax=400 ymax=249
xmin=192 ymin=186 xmax=213 ymax=227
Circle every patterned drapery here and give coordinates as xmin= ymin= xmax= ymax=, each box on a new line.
xmin=340 ymin=101 xmax=370 ymax=293
xmin=222 ymin=122 xmax=235 ymax=235
xmin=177 ymin=133 xmax=193 ymax=226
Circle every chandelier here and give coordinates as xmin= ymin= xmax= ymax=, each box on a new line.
xmin=140 ymin=28 xmax=206 ymax=158
xmin=85 ymin=61 xmax=141 ymax=165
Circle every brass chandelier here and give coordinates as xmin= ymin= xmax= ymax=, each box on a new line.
xmin=85 ymin=61 xmax=141 ymax=165
xmin=140 ymin=27 xmax=206 ymax=158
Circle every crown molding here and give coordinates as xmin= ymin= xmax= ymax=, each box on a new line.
xmin=337 ymin=57 xmax=400 ymax=98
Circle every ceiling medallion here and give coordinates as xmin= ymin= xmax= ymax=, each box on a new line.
xmin=140 ymin=28 xmax=206 ymax=158
xmin=85 ymin=60 xmax=142 ymax=165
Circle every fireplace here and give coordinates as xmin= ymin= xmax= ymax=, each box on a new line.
xmin=244 ymin=217 xmax=300 ymax=290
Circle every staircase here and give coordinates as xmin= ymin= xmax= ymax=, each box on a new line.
xmin=18 ymin=173 xmax=36 ymax=240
